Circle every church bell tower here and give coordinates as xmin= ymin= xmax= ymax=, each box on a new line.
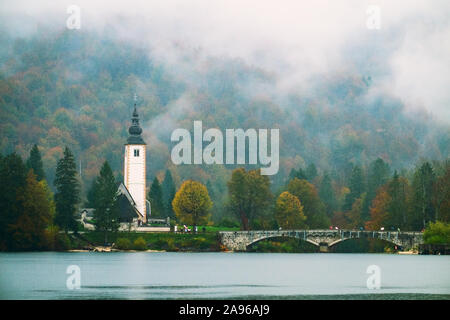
xmin=124 ymin=103 xmax=147 ymax=223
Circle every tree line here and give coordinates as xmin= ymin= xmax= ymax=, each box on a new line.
xmin=1 ymin=143 xmax=449 ymax=251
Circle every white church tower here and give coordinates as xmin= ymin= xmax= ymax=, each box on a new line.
xmin=124 ymin=103 xmax=147 ymax=223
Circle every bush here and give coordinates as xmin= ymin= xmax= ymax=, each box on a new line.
xmin=424 ymin=221 xmax=450 ymax=244
xmin=115 ymin=238 xmax=132 ymax=250
xmin=133 ymin=237 xmax=148 ymax=250
xmin=56 ymin=233 xmax=72 ymax=251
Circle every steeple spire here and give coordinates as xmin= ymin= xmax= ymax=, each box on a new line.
xmin=126 ymin=98 xmax=146 ymax=145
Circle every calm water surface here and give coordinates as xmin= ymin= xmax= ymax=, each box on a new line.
xmin=0 ymin=252 xmax=449 ymax=299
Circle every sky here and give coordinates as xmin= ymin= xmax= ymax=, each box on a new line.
xmin=1 ymin=0 xmax=449 ymax=122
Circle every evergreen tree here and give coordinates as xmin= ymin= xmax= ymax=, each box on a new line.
xmin=289 ymin=167 xmax=307 ymax=181
xmin=343 ymin=165 xmax=365 ymax=211
xmin=386 ymin=171 xmax=410 ymax=229
xmin=92 ymin=161 xmax=120 ymax=244
xmin=54 ymin=147 xmax=80 ymax=232
xmin=319 ymin=172 xmax=336 ymax=217
xmin=363 ymin=158 xmax=390 ymax=220
xmin=162 ymin=169 xmax=176 ymax=219
xmin=26 ymin=144 xmax=45 ymax=181
xmin=0 ymin=153 xmax=27 ymax=250
xmin=433 ymin=164 xmax=450 ymax=223
xmin=148 ymin=177 xmax=164 ymax=217
xmin=411 ymin=162 xmax=436 ymax=229
xmin=306 ymin=163 xmax=318 ymax=182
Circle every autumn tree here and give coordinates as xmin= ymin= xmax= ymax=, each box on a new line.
xmin=91 ymin=161 xmax=120 ymax=244
xmin=365 ymin=186 xmax=391 ymax=231
xmin=9 ymin=171 xmax=54 ymax=251
xmin=287 ymin=178 xmax=329 ymax=228
xmin=172 ymin=180 xmax=212 ymax=227
xmin=364 ymin=158 xmax=390 ymax=220
xmin=148 ymin=177 xmax=164 ymax=217
xmin=54 ymin=147 xmax=80 ymax=232
xmin=275 ymin=191 xmax=306 ymax=229
xmin=228 ymin=168 xmax=272 ymax=230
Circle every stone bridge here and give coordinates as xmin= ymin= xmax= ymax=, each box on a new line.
xmin=218 ymin=229 xmax=423 ymax=252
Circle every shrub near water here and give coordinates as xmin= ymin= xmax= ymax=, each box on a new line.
xmin=115 ymin=238 xmax=132 ymax=250
xmin=424 ymin=221 xmax=450 ymax=244
xmin=133 ymin=237 xmax=148 ymax=250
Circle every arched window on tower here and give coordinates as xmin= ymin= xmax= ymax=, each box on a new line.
xmin=134 ymin=149 xmax=140 ymax=157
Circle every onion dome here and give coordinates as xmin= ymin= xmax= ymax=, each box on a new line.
xmin=126 ymin=105 xmax=146 ymax=145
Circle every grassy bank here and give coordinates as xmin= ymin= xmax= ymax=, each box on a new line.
xmin=80 ymin=231 xmax=221 ymax=252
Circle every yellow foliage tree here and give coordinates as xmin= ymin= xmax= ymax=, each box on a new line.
xmin=275 ymin=191 xmax=307 ymax=229
xmin=10 ymin=171 xmax=54 ymax=250
xmin=172 ymin=180 xmax=212 ymax=226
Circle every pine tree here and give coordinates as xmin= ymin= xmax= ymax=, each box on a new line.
xmin=54 ymin=147 xmax=80 ymax=232
xmin=411 ymin=162 xmax=436 ymax=230
xmin=363 ymin=158 xmax=390 ymax=220
xmin=343 ymin=165 xmax=365 ymax=211
xmin=26 ymin=144 xmax=45 ymax=181
xmin=0 ymin=153 xmax=27 ymax=250
xmin=148 ymin=177 xmax=164 ymax=218
xmin=319 ymin=172 xmax=336 ymax=217
xmin=162 ymin=169 xmax=176 ymax=219
xmin=92 ymin=161 xmax=120 ymax=244
xmin=306 ymin=163 xmax=318 ymax=182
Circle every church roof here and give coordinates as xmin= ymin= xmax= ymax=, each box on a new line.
xmin=126 ymin=105 xmax=146 ymax=145
xmin=116 ymin=182 xmax=144 ymax=221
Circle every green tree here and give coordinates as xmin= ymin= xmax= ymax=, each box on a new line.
xmin=306 ymin=163 xmax=318 ymax=182
xmin=162 ymin=169 xmax=176 ymax=219
xmin=433 ymin=164 xmax=450 ymax=223
xmin=172 ymin=180 xmax=212 ymax=227
xmin=319 ymin=172 xmax=336 ymax=217
xmin=0 ymin=153 xmax=27 ymax=250
xmin=343 ymin=164 xmax=365 ymax=211
xmin=9 ymin=171 xmax=53 ymax=251
xmin=148 ymin=177 xmax=164 ymax=217
xmin=410 ymin=162 xmax=436 ymax=230
xmin=92 ymin=161 xmax=120 ymax=244
xmin=275 ymin=191 xmax=306 ymax=229
xmin=228 ymin=168 xmax=273 ymax=230
xmin=54 ymin=147 xmax=80 ymax=232
xmin=288 ymin=178 xmax=329 ymax=229
xmin=26 ymin=144 xmax=45 ymax=181
xmin=364 ymin=158 xmax=390 ymax=220
xmin=386 ymin=171 xmax=410 ymax=229
xmin=423 ymin=221 xmax=450 ymax=244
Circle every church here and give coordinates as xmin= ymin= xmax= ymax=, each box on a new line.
xmin=117 ymin=103 xmax=149 ymax=225
xmin=78 ymin=103 xmax=170 ymax=231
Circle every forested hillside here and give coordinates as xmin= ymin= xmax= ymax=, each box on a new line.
xmin=0 ymin=29 xmax=448 ymax=224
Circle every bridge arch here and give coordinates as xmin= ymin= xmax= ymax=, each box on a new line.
xmin=327 ymin=237 xmax=403 ymax=252
xmin=245 ymin=234 xmax=319 ymax=250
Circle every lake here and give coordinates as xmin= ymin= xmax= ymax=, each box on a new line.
xmin=0 ymin=252 xmax=449 ymax=299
